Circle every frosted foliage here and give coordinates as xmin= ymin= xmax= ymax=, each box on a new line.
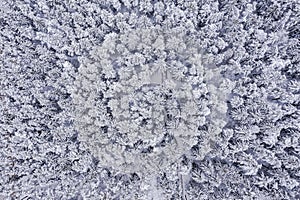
xmin=72 ymin=27 xmax=229 ymax=174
